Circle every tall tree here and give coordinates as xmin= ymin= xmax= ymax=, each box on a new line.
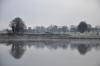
xmin=9 ymin=17 xmax=26 ymax=33
xmin=61 ymin=26 xmax=68 ymax=33
xmin=77 ymin=21 xmax=88 ymax=33
xmin=87 ymin=24 xmax=92 ymax=32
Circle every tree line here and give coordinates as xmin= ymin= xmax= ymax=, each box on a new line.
xmin=8 ymin=17 xmax=100 ymax=34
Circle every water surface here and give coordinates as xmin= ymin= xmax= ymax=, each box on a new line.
xmin=0 ymin=40 xmax=100 ymax=66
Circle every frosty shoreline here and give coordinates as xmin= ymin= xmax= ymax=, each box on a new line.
xmin=0 ymin=33 xmax=100 ymax=41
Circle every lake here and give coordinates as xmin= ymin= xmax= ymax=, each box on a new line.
xmin=0 ymin=40 xmax=100 ymax=66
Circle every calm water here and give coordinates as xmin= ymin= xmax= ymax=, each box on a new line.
xmin=0 ymin=40 xmax=100 ymax=66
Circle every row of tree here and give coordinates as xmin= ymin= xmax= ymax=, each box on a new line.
xmin=9 ymin=17 xmax=100 ymax=34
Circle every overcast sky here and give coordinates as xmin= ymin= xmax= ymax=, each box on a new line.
xmin=0 ymin=0 xmax=100 ymax=29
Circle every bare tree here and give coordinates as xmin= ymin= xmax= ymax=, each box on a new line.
xmin=9 ymin=17 xmax=26 ymax=34
xmin=77 ymin=21 xmax=88 ymax=33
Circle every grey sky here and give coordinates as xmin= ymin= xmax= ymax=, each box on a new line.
xmin=0 ymin=0 xmax=100 ymax=29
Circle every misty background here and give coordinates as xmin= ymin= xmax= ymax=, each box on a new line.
xmin=0 ymin=0 xmax=100 ymax=30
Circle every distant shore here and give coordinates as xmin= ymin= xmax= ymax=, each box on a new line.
xmin=0 ymin=33 xmax=100 ymax=41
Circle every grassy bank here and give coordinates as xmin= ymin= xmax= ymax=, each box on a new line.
xmin=0 ymin=33 xmax=100 ymax=41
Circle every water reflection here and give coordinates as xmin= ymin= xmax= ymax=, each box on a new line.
xmin=10 ymin=42 xmax=26 ymax=59
xmin=5 ymin=41 xmax=26 ymax=59
xmin=0 ymin=40 xmax=100 ymax=59
xmin=70 ymin=43 xmax=100 ymax=55
xmin=77 ymin=44 xmax=89 ymax=55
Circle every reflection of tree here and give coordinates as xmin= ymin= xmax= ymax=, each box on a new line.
xmin=77 ymin=44 xmax=89 ymax=55
xmin=0 ymin=40 xmax=100 ymax=56
xmin=10 ymin=41 xmax=26 ymax=59
xmin=44 ymin=41 xmax=68 ymax=50
xmin=94 ymin=43 xmax=100 ymax=51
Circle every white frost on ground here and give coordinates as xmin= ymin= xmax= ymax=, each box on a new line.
xmin=66 ymin=32 xmax=100 ymax=38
